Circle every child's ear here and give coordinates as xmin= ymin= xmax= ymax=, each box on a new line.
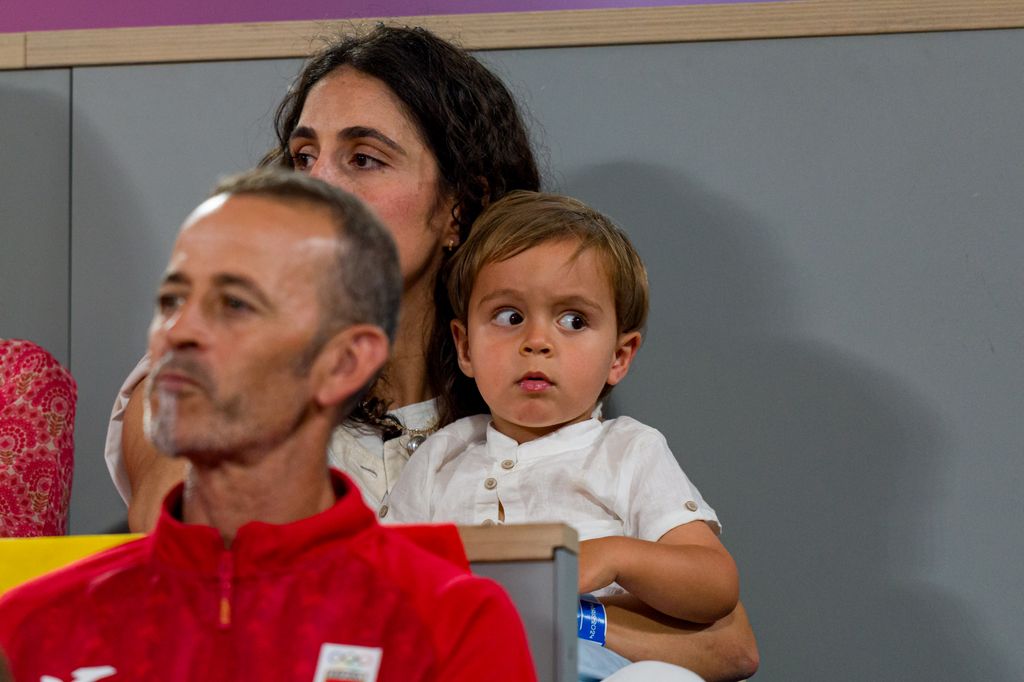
xmin=311 ymin=324 xmax=389 ymax=409
xmin=450 ymin=319 xmax=475 ymax=378
xmin=606 ymin=331 xmax=642 ymax=386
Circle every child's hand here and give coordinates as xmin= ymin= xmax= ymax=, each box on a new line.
xmin=577 ymin=537 xmax=625 ymax=594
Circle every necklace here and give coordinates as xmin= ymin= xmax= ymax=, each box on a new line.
xmin=402 ymin=424 xmax=437 ymax=454
xmin=381 ymin=414 xmax=438 ymax=455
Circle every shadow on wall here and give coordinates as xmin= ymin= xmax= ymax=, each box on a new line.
xmin=562 ymin=162 xmax=1015 ymax=681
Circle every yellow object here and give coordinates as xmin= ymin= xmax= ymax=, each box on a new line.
xmin=0 ymin=534 xmax=141 ymax=596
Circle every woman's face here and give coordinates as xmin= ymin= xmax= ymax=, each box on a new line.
xmin=288 ymin=67 xmax=457 ymax=294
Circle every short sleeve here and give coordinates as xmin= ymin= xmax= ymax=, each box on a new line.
xmin=613 ymin=420 xmax=720 ymax=542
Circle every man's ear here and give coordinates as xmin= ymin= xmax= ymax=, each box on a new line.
xmin=450 ymin=319 xmax=475 ymax=378
xmin=606 ymin=331 xmax=642 ymax=387
xmin=311 ymin=324 xmax=389 ymax=409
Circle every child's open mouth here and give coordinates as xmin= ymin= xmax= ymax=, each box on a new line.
xmin=518 ymin=373 xmax=553 ymax=392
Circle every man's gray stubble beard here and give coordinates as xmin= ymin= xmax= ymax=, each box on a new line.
xmin=143 ymin=380 xmax=181 ymax=458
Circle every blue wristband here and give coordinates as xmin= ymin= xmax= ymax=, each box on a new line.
xmin=577 ymin=596 xmax=607 ymax=646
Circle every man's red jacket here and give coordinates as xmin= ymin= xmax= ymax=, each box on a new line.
xmin=0 ymin=472 xmax=537 ymax=681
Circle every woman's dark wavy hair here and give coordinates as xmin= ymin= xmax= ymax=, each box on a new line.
xmin=260 ymin=24 xmax=540 ymax=432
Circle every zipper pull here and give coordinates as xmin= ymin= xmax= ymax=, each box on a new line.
xmin=218 ymin=551 xmax=233 ymax=628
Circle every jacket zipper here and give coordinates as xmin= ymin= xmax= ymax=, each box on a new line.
xmin=218 ymin=551 xmax=233 ymax=629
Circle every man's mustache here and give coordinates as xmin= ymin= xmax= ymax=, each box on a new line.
xmin=149 ymin=353 xmax=214 ymax=395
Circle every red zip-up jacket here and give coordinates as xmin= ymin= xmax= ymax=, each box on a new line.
xmin=0 ymin=471 xmax=537 ymax=682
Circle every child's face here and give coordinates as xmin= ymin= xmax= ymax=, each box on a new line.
xmin=452 ymin=239 xmax=641 ymax=443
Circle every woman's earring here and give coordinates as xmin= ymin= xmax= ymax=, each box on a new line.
xmin=444 ymin=239 xmax=458 ymax=254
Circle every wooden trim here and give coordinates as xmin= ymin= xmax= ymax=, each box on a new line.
xmin=4 ymin=0 xmax=1022 ymax=70
xmin=0 ymin=33 xmax=25 ymax=70
xmin=459 ymin=523 xmax=578 ymax=562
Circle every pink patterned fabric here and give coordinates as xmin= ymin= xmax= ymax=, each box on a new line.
xmin=0 ymin=339 xmax=76 ymax=537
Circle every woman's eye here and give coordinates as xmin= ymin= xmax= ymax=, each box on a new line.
xmin=494 ymin=309 xmax=524 ymax=327
xmin=351 ymin=153 xmax=384 ymax=170
xmin=557 ymin=313 xmax=587 ymax=331
xmin=290 ymin=150 xmax=316 ymax=171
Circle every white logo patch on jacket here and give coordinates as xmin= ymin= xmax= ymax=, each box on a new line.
xmin=312 ymin=643 xmax=382 ymax=682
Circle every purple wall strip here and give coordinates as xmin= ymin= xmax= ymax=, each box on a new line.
xmin=2 ymin=0 xmax=770 ymax=34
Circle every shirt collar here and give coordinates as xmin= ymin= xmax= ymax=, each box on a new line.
xmin=485 ymin=417 xmax=605 ymax=461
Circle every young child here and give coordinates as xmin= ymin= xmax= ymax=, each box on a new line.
xmin=383 ymin=191 xmax=739 ymax=680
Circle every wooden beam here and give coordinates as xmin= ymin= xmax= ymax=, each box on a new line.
xmin=11 ymin=0 xmax=1024 ymax=70
xmin=0 ymin=33 xmax=25 ymax=70
xmin=459 ymin=523 xmax=579 ymax=562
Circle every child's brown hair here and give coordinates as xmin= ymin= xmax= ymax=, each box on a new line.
xmin=447 ymin=190 xmax=649 ymax=334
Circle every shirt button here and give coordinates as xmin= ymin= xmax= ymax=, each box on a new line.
xmin=378 ymin=505 xmax=389 ymax=518
xmin=684 ymin=500 xmax=698 ymax=512
xmin=501 ymin=459 xmax=515 ymax=470
xmin=484 ymin=477 xmax=497 ymax=490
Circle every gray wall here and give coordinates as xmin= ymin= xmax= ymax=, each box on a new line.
xmin=69 ymin=59 xmax=302 ymax=531
xmin=0 ymin=69 xmax=70 ymax=365
xmin=1 ymin=27 xmax=1022 ymax=681
xmin=486 ymin=30 xmax=1024 ymax=680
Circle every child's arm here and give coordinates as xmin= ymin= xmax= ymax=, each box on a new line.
xmin=602 ymin=594 xmax=759 ymax=682
xmin=578 ymin=520 xmax=739 ymax=624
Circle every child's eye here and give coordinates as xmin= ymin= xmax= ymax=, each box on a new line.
xmin=556 ymin=312 xmax=587 ymax=331
xmin=493 ymin=309 xmax=524 ymax=327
